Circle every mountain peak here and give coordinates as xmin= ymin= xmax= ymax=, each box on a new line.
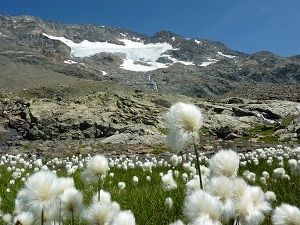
xmin=0 ymin=14 xmax=299 ymax=99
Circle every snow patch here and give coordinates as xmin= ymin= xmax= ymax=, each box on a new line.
xmin=43 ymin=33 xmax=195 ymax=72
xmin=194 ymin=39 xmax=201 ymax=45
xmin=162 ymin=55 xmax=194 ymax=66
xmin=217 ymin=51 xmax=236 ymax=58
xmin=102 ymin=70 xmax=108 ymax=75
xmin=199 ymin=61 xmax=216 ymax=67
xmin=199 ymin=57 xmax=218 ymax=67
xmin=120 ymin=58 xmax=169 ymax=72
xmin=64 ymin=60 xmax=78 ymax=64
xmin=0 ymin=32 xmax=8 ymax=37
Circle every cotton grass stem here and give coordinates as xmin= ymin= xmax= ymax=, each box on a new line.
xmin=193 ymin=143 xmax=203 ymax=189
xmin=41 ymin=208 xmax=44 ymax=225
xmin=71 ymin=209 xmax=74 ymax=225
xmin=98 ymin=177 xmax=101 ymax=202
xmin=234 ymin=216 xmax=240 ymax=225
xmin=59 ymin=202 xmax=62 ymax=225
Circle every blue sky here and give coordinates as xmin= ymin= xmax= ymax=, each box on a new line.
xmin=1 ymin=0 xmax=300 ymax=57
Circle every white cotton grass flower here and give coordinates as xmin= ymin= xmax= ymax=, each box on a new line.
xmin=209 ymin=149 xmax=240 ymax=178
xmin=81 ymin=154 xmax=109 ymax=184
xmin=273 ymin=167 xmax=286 ymax=178
xmin=170 ymin=155 xmax=180 ymax=167
xmin=164 ymin=102 xmax=204 ymax=153
xmin=161 ymin=172 xmax=177 ymax=191
xmin=234 ymin=186 xmax=271 ymax=225
xmin=184 ymin=189 xmax=222 ymax=225
xmin=92 ymin=189 xmax=111 ymax=204
xmin=288 ymin=159 xmax=298 ymax=167
xmin=16 ymin=170 xmax=59 ymax=219
xmin=189 ymin=167 xmax=197 ymax=177
xmin=243 ymin=170 xmax=256 ymax=183
xmin=272 ymin=203 xmax=300 ymax=225
xmin=250 ymin=186 xmax=272 ymax=214
xmin=109 ymin=172 xmax=115 ymax=177
xmin=260 ymin=176 xmax=267 ymax=185
xmin=13 ymin=211 xmax=34 ymax=225
xmin=231 ymin=177 xmax=249 ymax=201
xmin=83 ymin=201 xmax=120 ymax=225
xmin=205 ymin=176 xmax=235 ymax=223
xmin=56 ymin=177 xmax=75 ymax=194
xmin=132 ymin=176 xmax=139 ymax=184
xmin=288 ymin=159 xmax=300 ymax=176
xmin=60 ymin=187 xmax=83 ymax=219
xmin=142 ymin=161 xmax=153 ymax=173
xmin=173 ymin=170 xmax=179 ymax=178
xmin=169 ymin=220 xmax=185 ymax=225
xmin=118 ymin=182 xmax=126 ymax=190
xmin=164 ymin=197 xmax=174 ymax=209
xmin=205 ymin=176 xmax=234 ymax=199
xmin=182 ymin=172 xmax=188 ymax=182
xmin=262 ymin=171 xmax=269 ymax=179
xmin=292 ymin=164 xmax=300 ymax=176
xmin=2 ymin=213 xmax=12 ymax=224
xmin=111 ymin=210 xmax=136 ymax=225
xmin=186 ymin=175 xmax=201 ymax=194
xmin=265 ymin=191 xmax=277 ymax=203
xmin=146 ymin=176 xmax=151 ymax=181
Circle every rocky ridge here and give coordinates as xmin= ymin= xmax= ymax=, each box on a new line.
xmin=0 ymin=81 xmax=299 ymax=157
xmin=1 ymin=15 xmax=300 ymax=99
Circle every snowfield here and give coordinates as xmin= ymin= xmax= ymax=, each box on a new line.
xmin=43 ymin=33 xmax=234 ymax=71
xmin=43 ymin=33 xmax=176 ymax=71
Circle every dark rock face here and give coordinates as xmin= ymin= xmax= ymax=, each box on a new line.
xmin=0 ymin=14 xmax=300 ymax=99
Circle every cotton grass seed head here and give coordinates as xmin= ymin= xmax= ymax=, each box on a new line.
xmin=2 ymin=213 xmax=12 ymax=224
xmin=165 ymin=102 xmax=203 ymax=153
xmin=60 ymin=187 xmax=83 ymax=215
xmin=81 ymin=154 xmax=109 ymax=183
xmin=205 ymin=175 xmax=234 ymax=202
xmin=83 ymin=201 xmax=120 ymax=225
xmin=16 ymin=170 xmax=59 ymax=217
xmin=169 ymin=219 xmax=185 ymax=225
xmin=161 ymin=172 xmax=177 ymax=191
xmin=265 ymin=191 xmax=277 ymax=203
xmin=13 ymin=211 xmax=34 ymax=225
xmin=184 ymin=189 xmax=222 ymax=225
xmin=111 ymin=210 xmax=136 ymax=225
xmin=164 ymin=197 xmax=173 ymax=209
xmin=209 ymin=149 xmax=240 ymax=177
xmin=93 ymin=189 xmax=111 ymax=204
xmin=272 ymin=203 xmax=300 ymax=225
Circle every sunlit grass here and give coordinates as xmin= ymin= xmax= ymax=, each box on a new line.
xmin=0 ymin=145 xmax=299 ymax=224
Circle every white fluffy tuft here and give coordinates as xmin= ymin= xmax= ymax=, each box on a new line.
xmin=164 ymin=102 xmax=203 ymax=153
xmin=272 ymin=203 xmax=300 ymax=225
xmin=209 ymin=149 xmax=240 ymax=177
xmin=184 ymin=189 xmax=222 ymax=225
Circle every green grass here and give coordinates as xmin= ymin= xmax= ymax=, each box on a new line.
xmin=258 ymin=135 xmax=279 ymax=143
xmin=238 ymin=159 xmax=300 ymax=206
xmin=0 ymin=148 xmax=299 ymax=225
xmin=243 ymin=124 xmax=280 ymax=143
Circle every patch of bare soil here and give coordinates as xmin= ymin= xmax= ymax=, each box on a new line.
xmin=0 ymin=62 xmax=83 ymax=93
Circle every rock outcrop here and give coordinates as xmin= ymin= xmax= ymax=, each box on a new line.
xmin=1 ymin=88 xmax=299 ymax=150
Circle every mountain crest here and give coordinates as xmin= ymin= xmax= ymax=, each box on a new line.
xmin=0 ymin=14 xmax=299 ymax=99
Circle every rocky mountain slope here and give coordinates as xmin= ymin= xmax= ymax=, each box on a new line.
xmin=0 ymin=80 xmax=299 ymax=158
xmin=0 ymin=14 xmax=299 ymax=157
xmin=0 ymin=14 xmax=299 ymax=99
